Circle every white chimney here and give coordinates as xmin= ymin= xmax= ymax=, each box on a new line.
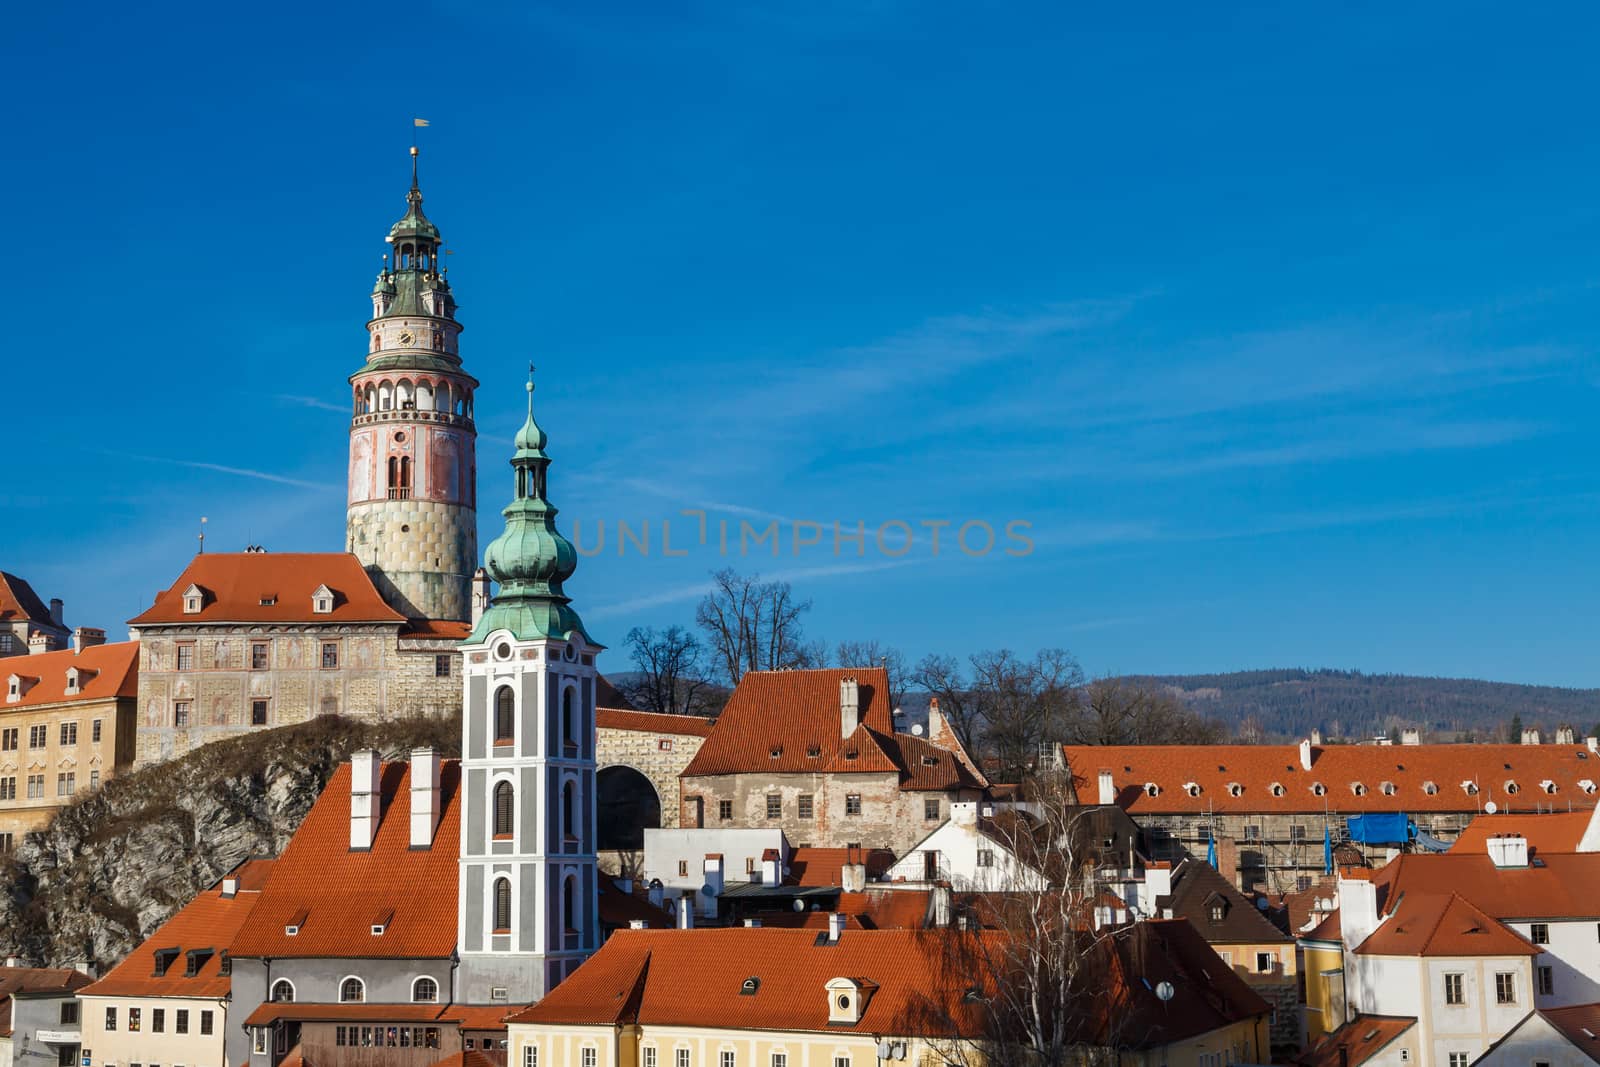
xmin=72 ymin=627 xmax=106 ymax=654
xmin=1589 ymin=737 xmax=1600 ymax=754
xmin=842 ymin=862 xmax=867 ymax=893
xmin=950 ymin=801 xmax=979 ymax=826
xmin=827 ymin=911 xmax=847 ymax=942
xmin=470 ymin=568 xmax=492 ymax=626
xmin=1556 ymin=726 xmax=1575 ymax=746
xmin=702 ymin=854 xmax=725 ymax=917
xmin=743 ymin=917 xmax=762 ymax=928
xmin=926 ymin=697 xmax=946 ymax=745
xmin=1097 ymin=770 xmax=1116 ymax=806
xmin=840 ymin=676 xmax=860 ymax=738
xmin=677 ymin=899 xmax=695 ymax=929
xmin=760 ymin=853 xmax=781 ymax=887
xmin=1310 ymin=728 xmax=1323 ymax=745
xmin=1401 ymin=728 xmax=1420 ymax=746
xmin=1487 ymin=833 xmax=1530 ymax=869
xmin=1299 ymin=738 xmax=1315 ymax=771
xmin=1339 ymin=877 xmax=1380 ymax=950
xmin=28 ymin=633 xmax=51 ymax=656
xmin=350 ymin=749 xmax=381 ymax=851
xmin=1522 ymin=729 xmax=1541 ymax=746
xmin=221 ymin=876 xmax=239 ymax=899
xmin=933 ymin=884 xmax=952 ymax=927
xmin=629 ymin=918 xmax=648 ymax=930
xmin=409 ymin=747 xmax=441 ymax=848
xmin=1144 ymin=862 xmax=1173 ymax=901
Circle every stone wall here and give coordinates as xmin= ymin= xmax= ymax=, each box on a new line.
xmin=347 ymin=499 xmax=476 ymax=622
xmin=133 ymin=625 xmax=461 ymax=766
xmin=596 ymin=725 xmax=708 ymax=831
xmin=681 ymin=771 xmax=979 ymax=856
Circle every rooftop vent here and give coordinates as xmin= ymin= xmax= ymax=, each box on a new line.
xmin=740 ymin=976 xmax=761 ymax=995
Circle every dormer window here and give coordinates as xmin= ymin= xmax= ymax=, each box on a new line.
xmin=1422 ymin=781 xmax=1438 ymax=795
xmin=769 ymin=747 xmax=782 ymax=759
xmin=1380 ymin=781 xmax=1397 ymax=796
xmin=825 ymin=977 xmax=867 ymax=1025
xmin=1270 ymin=782 xmax=1285 ymax=797
xmin=371 ymin=909 xmax=394 ymax=936
xmin=1462 ymin=781 xmax=1479 ymax=796
xmin=1541 ymin=780 xmax=1557 ymax=794
xmin=64 ymin=667 xmax=96 ymax=695
xmin=259 ymin=595 xmax=277 ymax=607
xmin=1144 ymin=783 xmax=1161 ymax=797
xmin=182 ymin=584 xmax=206 ymax=614
xmin=1504 ymin=780 xmax=1520 ymax=795
xmin=1580 ymin=779 xmax=1597 ymax=795
xmin=284 ymin=908 xmax=309 ymax=937
xmin=1311 ymin=783 xmax=1326 ymax=796
xmin=184 ymin=948 xmax=214 ymax=977
xmin=1351 ymin=782 xmax=1367 ymax=796
xmin=1227 ymin=782 xmax=1243 ymax=797
xmin=151 ymin=947 xmax=180 ymax=977
xmin=1184 ymin=782 xmax=1201 ymax=797
xmin=922 ymin=755 xmax=939 ymax=767
xmin=311 ymin=585 xmax=336 ymax=615
xmin=807 ymin=745 xmax=822 ymax=758
xmin=740 ymin=977 xmax=761 ymax=996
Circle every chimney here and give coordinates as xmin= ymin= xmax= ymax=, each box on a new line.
xmin=28 ymin=633 xmax=51 ymax=656
xmin=926 ymin=697 xmax=946 ymax=746
xmin=409 ymin=747 xmax=441 ymax=848
xmin=760 ymin=851 xmax=781 ymax=887
xmin=933 ymin=884 xmax=952 ymax=927
xmin=221 ymin=876 xmax=239 ymax=899
xmin=1310 ymin=728 xmax=1323 ymax=745
xmin=1299 ymin=738 xmax=1315 ymax=771
xmin=1522 ymin=729 xmax=1541 ymax=746
xmin=950 ymin=801 xmax=978 ymax=826
xmin=842 ymin=861 xmax=867 ymax=893
xmin=72 ymin=627 xmax=106 ymax=654
xmin=827 ymin=911 xmax=847 ymax=942
xmin=1212 ymin=835 xmax=1241 ymax=888
xmin=743 ymin=917 xmax=762 ymax=928
xmin=1338 ymin=877 xmax=1380 ymax=951
xmin=1143 ymin=862 xmax=1173 ymax=901
xmin=1097 ymin=770 xmax=1116 ymax=806
xmin=1589 ymin=737 xmax=1599 ymax=755
xmin=629 ymin=919 xmax=648 ymax=930
xmin=471 ymin=568 xmax=492 ymax=626
xmin=618 ymin=877 xmax=633 ymax=895
xmin=48 ymin=599 xmax=64 ymax=627
xmin=1487 ymin=833 xmax=1530 ymax=869
xmin=350 ymin=749 xmax=381 ymax=851
xmin=840 ymin=676 xmax=860 ymax=738
xmin=702 ymin=854 xmax=725 ymax=916
xmin=676 ymin=898 xmax=695 ymax=929
xmin=1401 ymin=728 xmax=1421 ymax=746
xmin=1556 ymin=726 xmax=1576 ymax=746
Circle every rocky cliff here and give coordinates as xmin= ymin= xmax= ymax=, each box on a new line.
xmin=0 ymin=714 xmax=459 ymax=971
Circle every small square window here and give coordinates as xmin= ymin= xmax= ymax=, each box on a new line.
xmin=174 ymin=701 xmax=191 ymax=728
xmin=176 ymin=644 xmax=194 ymax=671
xmin=765 ymin=794 xmax=781 ymax=819
xmin=798 ymin=794 xmax=814 ymax=819
xmin=1255 ymin=951 xmax=1274 ymax=973
xmin=251 ymin=643 xmax=269 ymax=670
xmin=718 ymin=800 xmax=733 ymax=821
xmin=1495 ymin=971 xmax=1517 ymax=1004
xmin=251 ymin=700 xmax=269 ymax=726
xmin=435 ymin=654 xmax=452 ymax=678
xmin=846 ymin=794 xmax=862 ymax=816
xmin=321 ymin=643 xmax=339 ymax=669
xmin=925 ymin=797 xmax=941 ymax=820
xmin=1532 ymin=923 xmax=1550 ymax=945
xmin=976 ymin=849 xmax=995 ymax=867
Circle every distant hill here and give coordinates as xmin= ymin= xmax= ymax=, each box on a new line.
xmin=1124 ymin=669 xmax=1600 ymax=743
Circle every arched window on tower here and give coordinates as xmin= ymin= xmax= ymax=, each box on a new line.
xmin=493 ymin=877 xmax=512 ymax=933
xmin=494 ymin=687 xmax=514 ymax=744
xmin=562 ymin=779 xmax=577 ymax=843
xmin=494 ymin=780 xmax=514 ymax=838
xmin=389 ymin=456 xmax=412 ymax=500
xmin=562 ymin=876 xmax=578 ymax=942
xmin=562 ymin=689 xmax=577 ymax=756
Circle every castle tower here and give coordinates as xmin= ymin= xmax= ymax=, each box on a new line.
xmin=457 ymin=373 xmax=602 ymax=1004
xmin=346 ymin=147 xmax=478 ymax=621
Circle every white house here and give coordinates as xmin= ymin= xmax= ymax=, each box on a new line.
xmin=1474 ymin=1005 xmax=1600 ymax=1067
xmin=885 ymin=802 xmax=1050 ymax=891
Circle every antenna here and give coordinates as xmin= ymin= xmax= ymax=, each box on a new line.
xmin=197 ymin=516 xmax=208 ymax=555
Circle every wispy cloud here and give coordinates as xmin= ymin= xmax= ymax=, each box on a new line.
xmin=585 ymin=557 xmax=925 ymax=620
xmin=272 ymin=393 xmax=348 ymax=413
xmin=119 ymin=452 xmax=340 ymax=492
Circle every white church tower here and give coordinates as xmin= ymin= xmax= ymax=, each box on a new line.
xmin=456 ymin=372 xmax=602 ymax=1004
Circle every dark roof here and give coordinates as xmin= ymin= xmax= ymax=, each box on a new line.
xmin=1300 ymin=1015 xmax=1417 ymax=1067
xmin=0 ymin=573 xmax=56 ymax=626
xmin=1160 ymin=860 xmax=1293 ymax=945
xmin=0 ymin=967 xmax=93 ymax=1038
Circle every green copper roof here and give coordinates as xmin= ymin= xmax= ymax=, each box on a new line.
xmin=388 ymin=148 xmax=441 ymax=243
xmin=469 ymin=375 xmax=596 ymax=646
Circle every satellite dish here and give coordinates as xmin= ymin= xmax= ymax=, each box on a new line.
xmin=700 ymin=884 xmax=715 ymax=896
xmin=793 ymin=898 xmax=806 ymax=912
xmin=878 ymin=1042 xmax=894 ymax=1059
xmin=912 ymin=724 xmax=925 ymax=736
xmin=1155 ymin=981 xmax=1175 ymax=1002
xmin=1485 ymin=801 xmax=1499 ymax=815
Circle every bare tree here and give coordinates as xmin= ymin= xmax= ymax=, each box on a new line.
xmin=1067 ymin=677 xmax=1225 ymax=746
xmin=618 ymin=625 xmax=714 ymax=715
xmin=914 ymin=649 xmax=1085 ymax=779
xmin=834 ymin=640 xmax=907 ymax=710
xmin=694 ymin=569 xmax=819 ymax=684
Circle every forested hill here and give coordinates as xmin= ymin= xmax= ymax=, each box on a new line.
xmin=1127 ymin=669 xmax=1600 ymax=743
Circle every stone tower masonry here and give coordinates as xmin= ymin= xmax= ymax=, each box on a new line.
xmin=345 ymin=147 xmax=478 ymax=622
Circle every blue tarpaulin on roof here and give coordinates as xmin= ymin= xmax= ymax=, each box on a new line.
xmin=1346 ymin=812 xmax=1412 ymax=844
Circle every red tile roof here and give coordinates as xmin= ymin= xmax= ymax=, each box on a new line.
xmin=1 ymin=640 xmax=138 ymax=710
xmin=243 ymin=1001 xmax=502 ymax=1027
xmin=1355 ymin=892 xmax=1539 ymax=957
xmin=1300 ymin=1015 xmax=1417 ymax=1067
xmin=1066 ymin=742 xmax=1600 ymax=814
xmin=401 ymin=619 xmax=473 ymax=640
xmin=128 ymin=552 xmax=406 ymax=626
xmin=682 ymin=668 xmax=983 ymax=791
xmin=1366 ymin=851 xmax=1600 ymax=922
xmin=1450 ymin=811 xmax=1592 ymax=855
xmin=0 ymin=573 xmax=56 ymax=627
xmin=80 ymin=861 xmax=272 ymax=999
xmin=598 ymin=877 xmax=675 ymax=930
xmin=755 ymin=890 xmax=933 ymax=931
xmin=0 ymin=967 xmax=92 ymax=1038
xmin=1538 ymin=1005 xmax=1600 ymax=1066
xmin=786 ymin=847 xmax=896 ymax=886
xmin=230 ymin=761 xmax=461 ymax=959
xmin=597 ymin=708 xmax=716 ymax=738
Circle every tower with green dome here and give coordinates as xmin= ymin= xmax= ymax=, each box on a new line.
xmin=456 ymin=371 xmax=603 ymax=1004
xmin=345 ymin=146 xmax=478 ymax=622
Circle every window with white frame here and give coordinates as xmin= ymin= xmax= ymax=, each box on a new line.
xmin=1538 ymin=965 xmax=1554 ymax=996
xmin=643 ymin=1047 xmax=656 ymax=1067
xmin=1531 ymin=923 xmax=1550 ymax=944
xmin=340 ymin=976 xmax=365 ymax=1002
xmin=1495 ymin=972 xmax=1516 ymax=1004
xmin=677 ymin=1050 xmax=691 ymax=1067
xmin=413 ymin=976 xmax=439 ymax=1002
xmin=1444 ymin=972 xmax=1464 ymax=1005
xmin=583 ymin=1048 xmax=597 ymax=1067
xmin=772 ymin=1054 xmax=787 ymax=1067
xmin=1449 ymin=1054 xmax=1469 ymax=1067
xmin=523 ymin=1045 xmax=537 ymax=1067
xmin=721 ymin=1051 xmax=736 ymax=1067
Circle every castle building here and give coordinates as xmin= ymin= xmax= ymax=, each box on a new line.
xmin=456 ymin=375 xmax=603 ymax=1004
xmin=0 ymin=639 xmax=136 ymax=850
xmin=0 ymin=572 xmax=70 ymax=658
xmin=126 ymin=149 xmax=477 ymax=765
xmin=346 ymin=145 xmax=478 ymax=624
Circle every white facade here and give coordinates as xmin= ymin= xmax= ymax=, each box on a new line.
xmin=642 ymin=827 xmax=787 ymax=901
xmin=456 ymin=626 xmax=601 ymax=1004
xmin=885 ymin=802 xmax=1049 ymax=891
xmin=1475 ymin=1011 xmax=1600 ymax=1067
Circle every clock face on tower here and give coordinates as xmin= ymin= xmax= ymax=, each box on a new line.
xmin=398 ymin=330 xmax=416 ymax=346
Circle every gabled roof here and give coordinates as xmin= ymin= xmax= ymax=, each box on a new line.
xmin=1067 ymin=742 xmax=1600 ymax=815
xmin=1367 ymin=851 xmax=1600 ymax=921
xmin=1161 ymin=859 xmax=1293 ymax=945
xmin=2 ymin=641 xmax=138 ymax=710
xmin=0 ymin=966 xmax=92 ymax=1038
xmin=597 ymin=708 xmax=716 ymax=738
xmin=79 ymin=861 xmax=272 ymax=1000
xmin=681 ymin=668 xmax=983 ymax=791
xmin=129 ymin=553 xmax=407 ymax=626
xmin=0 ymin=572 xmax=57 ymax=626
xmin=1356 ymin=891 xmax=1538 ymax=958
xmin=1300 ymin=1015 xmax=1417 ymax=1067
xmin=230 ymin=760 xmax=461 ymax=959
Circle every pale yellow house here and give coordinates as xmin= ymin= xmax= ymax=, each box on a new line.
xmin=508 ymin=921 xmax=1271 ymax=1067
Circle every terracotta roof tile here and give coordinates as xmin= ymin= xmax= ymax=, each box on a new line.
xmin=597 ymin=708 xmax=716 ymax=738
xmin=0 ymin=965 xmax=93 ymax=1036
xmin=1300 ymin=1015 xmax=1417 ymax=1067
xmin=1 ymin=640 xmax=138 ymax=710
xmin=1066 ymin=742 xmax=1600 ymax=815
xmin=0 ymin=573 xmax=55 ymax=625
xmin=786 ymin=847 xmax=896 ymax=886
xmin=128 ymin=552 xmax=406 ymax=626
xmin=875 ymin=730 xmax=987 ymax=791
xmin=1538 ymin=1005 xmax=1600 ymax=1065
xmin=230 ymin=761 xmax=461 ymax=959
xmin=1356 ymin=892 xmax=1538 ymax=957
xmin=1368 ymin=851 xmax=1600 ymax=921
xmin=80 ymin=862 xmax=271 ymax=999
xmin=401 ymin=619 xmax=474 ymax=640
xmin=1450 ymin=811 xmax=1592 ymax=855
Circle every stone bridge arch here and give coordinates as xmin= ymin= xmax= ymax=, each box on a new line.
xmin=597 ymin=763 xmax=662 ymax=852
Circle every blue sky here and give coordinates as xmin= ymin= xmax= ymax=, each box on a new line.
xmin=5 ymin=2 xmax=1600 ymax=686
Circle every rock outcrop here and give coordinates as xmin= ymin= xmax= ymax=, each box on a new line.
xmin=0 ymin=714 xmax=459 ymax=971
